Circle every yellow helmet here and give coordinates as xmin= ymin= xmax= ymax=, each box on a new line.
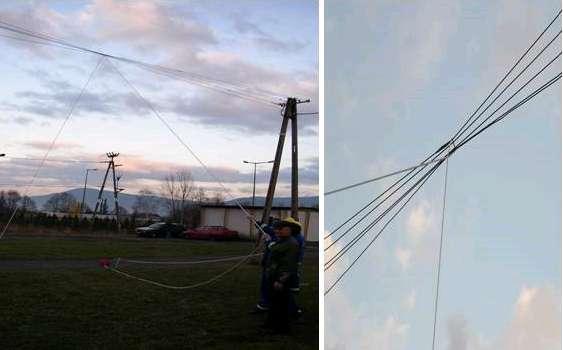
xmin=281 ymin=216 xmax=301 ymax=229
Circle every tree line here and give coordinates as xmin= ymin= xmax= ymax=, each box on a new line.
xmin=0 ymin=170 xmax=225 ymax=233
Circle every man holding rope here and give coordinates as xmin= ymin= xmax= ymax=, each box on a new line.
xmin=262 ymin=218 xmax=300 ymax=334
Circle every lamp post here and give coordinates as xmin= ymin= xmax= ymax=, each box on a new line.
xmin=243 ymin=160 xmax=274 ymax=207
xmin=81 ymin=168 xmax=98 ymax=214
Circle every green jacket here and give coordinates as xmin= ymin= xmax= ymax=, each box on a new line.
xmin=266 ymin=236 xmax=299 ymax=284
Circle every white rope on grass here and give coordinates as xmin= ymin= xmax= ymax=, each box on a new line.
xmin=105 ymin=247 xmax=259 ymax=290
xmin=120 ymin=253 xmax=262 ymax=265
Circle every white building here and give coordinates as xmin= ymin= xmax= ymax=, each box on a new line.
xmin=200 ymin=205 xmax=319 ymax=242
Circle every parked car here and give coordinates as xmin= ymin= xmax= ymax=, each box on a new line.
xmin=136 ymin=222 xmax=185 ymax=238
xmin=184 ymin=226 xmax=239 ymax=241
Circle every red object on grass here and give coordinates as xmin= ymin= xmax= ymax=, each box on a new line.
xmin=98 ymin=258 xmax=111 ymax=269
xmin=184 ymin=226 xmax=238 ymax=240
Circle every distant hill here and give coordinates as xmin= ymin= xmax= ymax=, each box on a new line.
xmin=30 ymin=188 xmax=319 ymax=213
xmin=225 ymin=196 xmax=318 ymax=208
xmin=30 ymin=188 xmax=158 ymax=214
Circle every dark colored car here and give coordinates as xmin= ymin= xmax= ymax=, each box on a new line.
xmin=184 ymin=226 xmax=239 ymax=241
xmin=136 ymin=222 xmax=185 ymax=238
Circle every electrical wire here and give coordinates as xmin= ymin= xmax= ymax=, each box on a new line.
xmin=324 ymin=71 xmax=561 ymax=294
xmin=324 ymin=14 xmax=561 ymax=242
xmin=0 ymin=57 xmax=104 ymax=239
xmin=0 ymin=19 xmax=288 ymax=105
xmin=325 ymin=157 xmax=444 ymax=196
xmin=431 ymin=157 xmax=449 ymax=350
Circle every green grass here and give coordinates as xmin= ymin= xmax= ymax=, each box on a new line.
xmin=0 ymin=237 xmax=319 ymax=349
xmin=0 ymin=236 xmax=254 ymax=260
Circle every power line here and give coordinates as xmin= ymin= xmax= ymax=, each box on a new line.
xmin=325 ymin=160 xmax=443 ymax=295
xmin=326 ymin=70 xmax=562 ymax=270
xmin=325 ymin=158 xmax=446 ymax=269
xmin=324 ymin=14 xmax=561 ymax=242
xmin=432 ymin=157 xmax=449 ymax=350
xmin=325 ymin=157 xmax=444 ymax=196
xmin=325 ymin=153 xmax=445 ymax=251
xmin=0 ymin=19 xmax=290 ymax=105
xmin=451 ymin=31 xmax=561 ymax=146
xmin=103 ymin=57 xmax=268 ymax=238
xmin=0 ymin=57 xmax=104 ymax=239
xmin=0 ymin=183 xmax=86 ymax=188
xmin=448 ymin=9 xmax=561 ymax=144
xmin=2 ymin=156 xmax=105 ymax=164
xmin=324 ymin=70 xmax=561 ymax=294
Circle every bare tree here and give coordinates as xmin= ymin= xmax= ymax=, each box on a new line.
xmin=193 ymin=186 xmax=207 ymax=205
xmin=5 ymin=190 xmax=21 ymax=210
xmin=132 ymin=188 xmax=160 ymax=219
xmin=161 ymin=173 xmax=178 ymax=220
xmin=43 ymin=193 xmax=78 ymax=213
xmin=20 ymin=196 xmax=37 ymax=211
xmin=211 ymin=192 xmax=225 ymax=205
xmin=177 ymin=170 xmax=194 ymax=224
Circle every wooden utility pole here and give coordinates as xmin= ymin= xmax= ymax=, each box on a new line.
xmin=258 ymin=97 xmax=309 ymax=243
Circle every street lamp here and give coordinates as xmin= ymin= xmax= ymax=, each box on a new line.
xmin=81 ymin=168 xmax=98 ymax=214
xmin=243 ymin=160 xmax=274 ymax=207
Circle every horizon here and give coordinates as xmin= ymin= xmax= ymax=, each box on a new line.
xmin=0 ymin=1 xmax=319 ymax=200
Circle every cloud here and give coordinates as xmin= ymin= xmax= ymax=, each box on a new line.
xmin=79 ymin=0 xmax=217 ymax=52
xmin=0 ymin=152 xmax=318 ymax=196
xmin=395 ymin=246 xmax=412 ymax=271
xmin=23 ymin=141 xmax=83 ymax=151
xmin=406 ymin=199 xmax=435 ymax=242
xmin=403 ymin=290 xmax=416 ymax=311
xmin=0 ymin=1 xmax=318 ymax=134
xmin=501 ymin=285 xmax=561 ymax=350
xmin=326 ymin=289 xmax=410 ymax=350
xmin=445 ymin=285 xmax=561 ymax=350
xmin=232 ymin=15 xmax=307 ymax=52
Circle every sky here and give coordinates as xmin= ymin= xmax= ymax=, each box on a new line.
xmin=325 ymin=1 xmax=561 ymax=349
xmin=0 ymin=0 xmax=319 ymax=201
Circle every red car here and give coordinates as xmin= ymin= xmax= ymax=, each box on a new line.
xmin=184 ymin=226 xmax=239 ymax=240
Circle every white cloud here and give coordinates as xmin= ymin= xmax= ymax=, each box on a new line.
xmin=445 ymin=285 xmax=561 ymax=350
xmin=403 ymin=290 xmax=416 ymax=311
xmin=395 ymin=246 xmax=412 ymax=271
xmin=326 ymin=289 xmax=410 ymax=350
xmin=406 ymin=199 xmax=434 ymax=241
xmin=500 ymin=285 xmax=561 ymax=350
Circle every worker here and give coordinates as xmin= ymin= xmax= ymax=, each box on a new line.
xmin=284 ymin=216 xmax=304 ymax=319
xmin=263 ymin=218 xmax=299 ymax=334
xmin=254 ymin=217 xmax=279 ymax=312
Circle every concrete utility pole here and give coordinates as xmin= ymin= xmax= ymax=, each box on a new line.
xmin=259 ymin=97 xmax=309 ymax=241
xmin=81 ymin=168 xmax=98 ymax=214
xmin=244 ymin=159 xmax=274 ymax=241
xmin=291 ymin=105 xmax=299 ymax=220
xmin=261 ymin=98 xmax=295 ymax=226
xmin=243 ymin=159 xmax=274 ymax=207
xmin=93 ymin=152 xmax=122 ymax=231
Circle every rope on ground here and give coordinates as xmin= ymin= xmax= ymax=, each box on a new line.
xmin=119 ymin=253 xmax=263 ymax=265
xmin=104 ymin=247 xmax=260 ymax=290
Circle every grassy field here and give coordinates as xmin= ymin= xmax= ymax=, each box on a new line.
xmin=0 ymin=236 xmax=319 ymax=349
